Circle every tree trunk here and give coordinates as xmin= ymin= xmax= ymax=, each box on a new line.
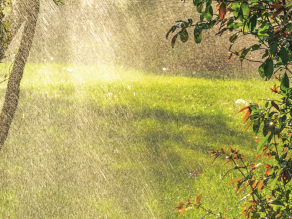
xmin=0 ymin=0 xmax=40 ymax=150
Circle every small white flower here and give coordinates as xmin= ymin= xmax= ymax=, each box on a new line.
xmin=128 ymin=86 xmax=131 ymax=89
xmin=108 ymin=93 xmax=113 ymax=96
xmin=162 ymin=67 xmax=166 ymax=71
xmin=51 ymin=57 xmax=54 ymax=60
xmin=233 ymin=99 xmax=248 ymax=107
xmin=67 ymin=68 xmax=72 ymax=72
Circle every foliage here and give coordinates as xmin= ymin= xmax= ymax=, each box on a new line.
xmin=0 ymin=0 xmax=11 ymax=61
xmin=53 ymin=0 xmax=64 ymax=5
xmin=168 ymin=0 xmax=292 ymax=218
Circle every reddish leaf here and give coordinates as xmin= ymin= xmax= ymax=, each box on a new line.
xmin=243 ymin=120 xmax=253 ymax=133
xmin=253 ymin=154 xmax=262 ymax=160
xmin=229 ymin=176 xmax=242 ymax=185
xmin=252 ymin=181 xmax=257 ymax=188
xmin=273 ymin=27 xmax=281 ymax=36
xmin=238 ymin=184 xmax=248 ymax=194
xmin=219 ymin=2 xmax=227 ymax=20
xmin=224 ymin=158 xmax=233 ymax=166
xmin=174 ymin=202 xmax=185 ymax=210
xmin=215 ymin=28 xmax=228 ymax=36
xmin=257 ymin=180 xmax=264 ymax=191
xmin=242 ymin=109 xmax=251 ymax=124
xmin=264 ymin=164 xmax=271 ymax=169
xmin=271 ymin=6 xmax=285 ymax=18
xmin=180 ymin=206 xmax=186 ymax=216
xmin=194 ymin=205 xmax=199 ymax=209
xmin=196 ymin=193 xmax=202 ymax=203
xmin=276 ymin=212 xmax=281 ymax=217
xmin=271 ymin=4 xmax=283 ymax=10
xmin=270 ymin=85 xmax=280 ymax=94
xmin=238 ymin=106 xmax=250 ymax=113
xmin=271 ymin=101 xmax=280 ymax=111
xmin=223 ymin=168 xmax=233 ymax=179
xmin=226 ymin=53 xmax=232 ymax=62
xmin=208 ymin=150 xmax=216 ymax=154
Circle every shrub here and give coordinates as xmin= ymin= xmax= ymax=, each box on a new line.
xmin=167 ymin=0 xmax=292 ymax=217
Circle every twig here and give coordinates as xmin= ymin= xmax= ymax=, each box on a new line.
xmin=0 ymin=78 xmax=8 ymax=84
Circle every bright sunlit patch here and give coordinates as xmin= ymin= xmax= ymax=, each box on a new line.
xmin=162 ymin=67 xmax=166 ymax=71
xmin=67 ymin=68 xmax=73 ymax=72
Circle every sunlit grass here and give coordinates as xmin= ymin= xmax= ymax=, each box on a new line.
xmin=0 ymin=63 xmax=280 ymax=218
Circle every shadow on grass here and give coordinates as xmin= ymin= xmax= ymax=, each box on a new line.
xmin=0 ymin=89 xmax=256 ymax=218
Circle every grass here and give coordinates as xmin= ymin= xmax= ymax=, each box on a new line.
xmin=0 ymin=63 xmax=280 ymax=218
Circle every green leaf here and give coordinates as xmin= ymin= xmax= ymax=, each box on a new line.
xmin=253 ymin=119 xmax=261 ymax=134
xmin=194 ymin=25 xmax=203 ymax=43
xmin=180 ymin=29 xmax=189 ymax=43
xmin=171 ymin=32 xmax=180 ymax=48
xmin=200 ymin=13 xmax=205 ymax=21
xmin=280 ymin=72 xmax=289 ymax=92
xmin=204 ymin=20 xmax=216 ymax=29
xmin=241 ymin=2 xmax=250 ymax=19
xmin=248 ymin=14 xmax=257 ymax=31
xmin=229 ymin=33 xmax=238 ymax=43
xmin=270 ymin=177 xmax=278 ymax=190
xmin=242 ymin=23 xmax=249 ymax=35
xmin=166 ymin=25 xmax=179 ymax=39
xmin=232 ymin=205 xmax=237 ymax=218
xmin=204 ymin=3 xmax=213 ymax=21
xmin=269 ymin=200 xmax=285 ymax=206
xmin=258 ymin=62 xmax=265 ymax=78
xmin=264 ymin=58 xmax=274 ymax=80
xmin=258 ymin=22 xmax=269 ymax=36
xmin=240 ymin=47 xmax=251 ymax=62
xmin=251 ymin=44 xmax=261 ymax=51
xmin=270 ymin=42 xmax=278 ymax=56
xmin=233 ymin=22 xmax=243 ymax=29
xmin=197 ymin=3 xmax=203 ymax=13
xmin=232 ymin=2 xmax=241 ymax=18
xmin=193 ymin=0 xmax=202 ymax=6
xmin=279 ymin=46 xmax=289 ymax=65
xmin=257 ymin=132 xmax=271 ymax=153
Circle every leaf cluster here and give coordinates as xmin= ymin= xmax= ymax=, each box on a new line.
xmin=169 ymin=0 xmax=292 ymax=218
xmin=167 ymin=0 xmax=292 ymax=78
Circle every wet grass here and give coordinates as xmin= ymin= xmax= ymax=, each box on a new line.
xmin=0 ymin=63 xmax=279 ymax=218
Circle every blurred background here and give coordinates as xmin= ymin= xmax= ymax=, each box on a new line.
xmin=7 ymin=0 xmax=263 ymax=79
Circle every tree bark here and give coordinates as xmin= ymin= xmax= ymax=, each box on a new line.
xmin=0 ymin=0 xmax=40 ymax=150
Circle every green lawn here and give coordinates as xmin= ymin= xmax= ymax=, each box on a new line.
xmin=0 ymin=63 xmax=279 ymax=218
